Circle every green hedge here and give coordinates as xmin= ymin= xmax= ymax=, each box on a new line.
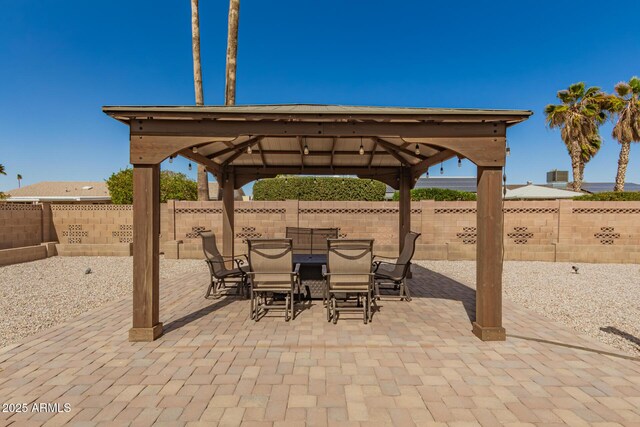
xmin=106 ymin=169 xmax=197 ymax=204
xmin=252 ymin=176 xmax=386 ymax=201
xmin=573 ymin=191 xmax=640 ymax=201
xmin=392 ymin=187 xmax=477 ymax=201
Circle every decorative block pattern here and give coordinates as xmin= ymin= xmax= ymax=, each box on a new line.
xmin=112 ymin=225 xmax=133 ymax=243
xmin=507 ymin=226 xmax=534 ymax=244
xmin=0 ymin=204 xmax=40 ymax=211
xmin=435 ymin=208 xmax=476 ymax=214
xmin=594 ymin=227 xmax=621 ymax=245
xmin=299 ymin=208 xmax=398 ymax=214
xmin=50 ymin=204 xmax=132 ymax=211
xmin=175 ymin=207 xmax=222 ymax=214
xmin=574 ymin=207 xmax=640 ymax=214
xmin=456 ymin=227 xmax=477 ymax=244
xmin=236 ymin=208 xmax=285 ymax=214
xmin=236 ymin=226 xmax=262 ymax=241
xmin=503 ymin=207 xmax=558 ymax=214
xmin=185 ymin=226 xmax=206 ymax=239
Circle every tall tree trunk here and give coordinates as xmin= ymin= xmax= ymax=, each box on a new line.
xmin=218 ymin=0 xmax=240 ymax=201
xmin=191 ymin=0 xmax=209 ymax=201
xmin=570 ymin=143 xmax=582 ymax=191
xmin=225 ymin=0 xmax=240 ymax=106
xmin=614 ymin=141 xmax=631 ymax=192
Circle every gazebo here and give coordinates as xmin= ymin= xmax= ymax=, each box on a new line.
xmin=103 ymin=104 xmax=531 ymax=342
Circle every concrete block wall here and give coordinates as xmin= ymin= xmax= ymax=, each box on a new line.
xmin=2 ymin=200 xmax=639 ymax=265
xmin=48 ymin=204 xmax=139 ymax=257
xmin=0 ymin=203 xmax=43 ymax=250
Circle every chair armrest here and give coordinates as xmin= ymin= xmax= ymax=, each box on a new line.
xmin=322 ymin=272 xmax=374 ymax=277
xmin=373 ymin=255 xmax=397 ymax=261
xmin=322 ymin=264 xmax=327 ymax=277
xmin=293 ymin=263 xmax=301 ymax=275
xmin=246 ymin=271 xmax=300 ymax=277
xmin=375 ymin=261 xmax=406 ymax=267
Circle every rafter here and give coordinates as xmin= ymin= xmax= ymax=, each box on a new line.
xmin=248 ymin=150 xmax=389 ymax=156
xmin=375 ymin=137 xmax=429 ymax=161
xmin=257 ymin=139 xmax=268 ymax=167
xmin=367 ymin=140 xmax=378 ymax=168
xmin=411 ymin=149 xmax=457 ymax=179
xmin=378 ymin=142 xmax=410 ymax=166
xmin=222 ymin=137 xmax=263 ymax=167
xmin=178 ymin=148 xmax=222 ymax=182
xmin=330 ymin=137 xmax=337 ymax=169
xmin=206 ymin=135 xmax=262 ymax=160
xmin=298 ymin=136 xmax=305 ymax=169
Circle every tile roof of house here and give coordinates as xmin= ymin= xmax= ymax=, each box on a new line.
xmin=6 ymin=181 xmax=110 ymax=201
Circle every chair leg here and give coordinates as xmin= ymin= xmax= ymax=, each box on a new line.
xmin=363 ymin=292 xmax=367 ymax=324
xmin=205 ymin=280 xmax=214 ymax=298
xmin=250 ymin=288 xmax=255 ymax=320
xmin=402 ymin=278 xmax=412 ymax=302
xmin=331 ymin=296 xmax=338 ymax=324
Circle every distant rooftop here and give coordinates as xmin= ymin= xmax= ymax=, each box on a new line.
xmin=6 ymin=181 xmax=110 ymax=202
xmin=581 ymin=182 xmax=640 ymax=193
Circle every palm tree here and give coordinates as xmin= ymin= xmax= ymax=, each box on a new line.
xmin=0 ymin=164 xmax=6 ymax=199
xmin=17 ymin=174 xmax=22 ymax=188
xmin=225 ymin=0 xmax=240 ymax=105
xmin=191 ymin=0 xmax=209 ymax=201
xmin=216 ymin=0 xmax=240 ymax=201
xmin=545 ymin=82 xmax=609 ymax=191
xmin=610 ymin=77 xmax=640 ymax=191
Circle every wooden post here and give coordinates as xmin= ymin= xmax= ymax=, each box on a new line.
xmin=473 ymin=166 xmax=505 ymax=341
xmin=129 ymin=164 xmax=162 ymax=342
xmin=222 ymin=168 xmax=235 ymax=263
xmin=399 ymin=167 xmax=411 ymax=255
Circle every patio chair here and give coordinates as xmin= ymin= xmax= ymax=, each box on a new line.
xmin=247 ymin=239 xmax=300 ymax=321
xmin=372 ymin=231 xmax=420 ymax=301
xmin=199 ymin=231 xmax=248 ymax=299
xmin=323 ymin=239 xmax=374 ymax=324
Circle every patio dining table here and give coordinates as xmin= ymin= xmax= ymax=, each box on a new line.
xmin=292 ymin=253 xmax=327 ymax=300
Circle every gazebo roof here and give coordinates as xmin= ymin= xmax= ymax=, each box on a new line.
xmin=103 ymin=104 xmax=532 ymax=189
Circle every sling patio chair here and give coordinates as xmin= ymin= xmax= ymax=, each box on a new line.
xmin=323 ymin=239 xmax=374 ymax=324
xmin=199 ymin=231 xmax=248 ymax=299
xmin=372 ymin=231 xmax=421 ymax=301
xmin=247 ymin=238 xmax=301 ymax=321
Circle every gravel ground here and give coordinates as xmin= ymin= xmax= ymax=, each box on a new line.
xmin=417 ymin=260 xmax=640 ymax=356
xmin=0 ymin=256 xmax=204 ymax=348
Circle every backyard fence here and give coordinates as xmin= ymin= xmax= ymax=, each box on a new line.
xmin=1 ymin=200 xmax=639 ymax=266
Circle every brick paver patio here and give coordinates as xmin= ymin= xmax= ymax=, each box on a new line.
xmin=1 ymin=263 xmax=639 ymax=426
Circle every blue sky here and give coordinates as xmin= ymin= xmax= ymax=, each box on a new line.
xmin=1 ymin=0 xmax=639 ymax=194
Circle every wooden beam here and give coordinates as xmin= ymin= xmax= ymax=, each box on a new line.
xmin=367 ymin=140 xmax=378 ymax=168
xmin=399 ymin=167 xmax=411 ymax=258
xmin=178 ymin=148 xmax=222 ymax=178
xmin=257 ymin=139 xmax=268 ymax=167
xmin=330 ymin=137 xmax=337 ymax=169
xmin=375 ymin=137 xmax=428 ymax=161
xmin=410 ymin=149 xmax=457 ymax=179
xmin=235 ymin=166 xmax=399 ymax=175
xmin=132 ymin=120 xmax=504 ymax=139
xmin=130 ymin=164 xmax=162 ymax=342
xmin=298 ymin=136 xmax=305 ymax=169
xmin=206 ymin=135 xmax=262 ymax=160
xmin=379 ymin=142 xmax=410 ymax=165
xmin=249 ymin=149 xmax=390 ymax=156
xmin=222 ymin=168 xmax=235 ymax=266
xmin=222 ymin=137 xmax=263 ymax=167
xmin=357 ymin=172 xmax=400 ymax=190
xmin=473 ymin=166 xmax=505 ymax=341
